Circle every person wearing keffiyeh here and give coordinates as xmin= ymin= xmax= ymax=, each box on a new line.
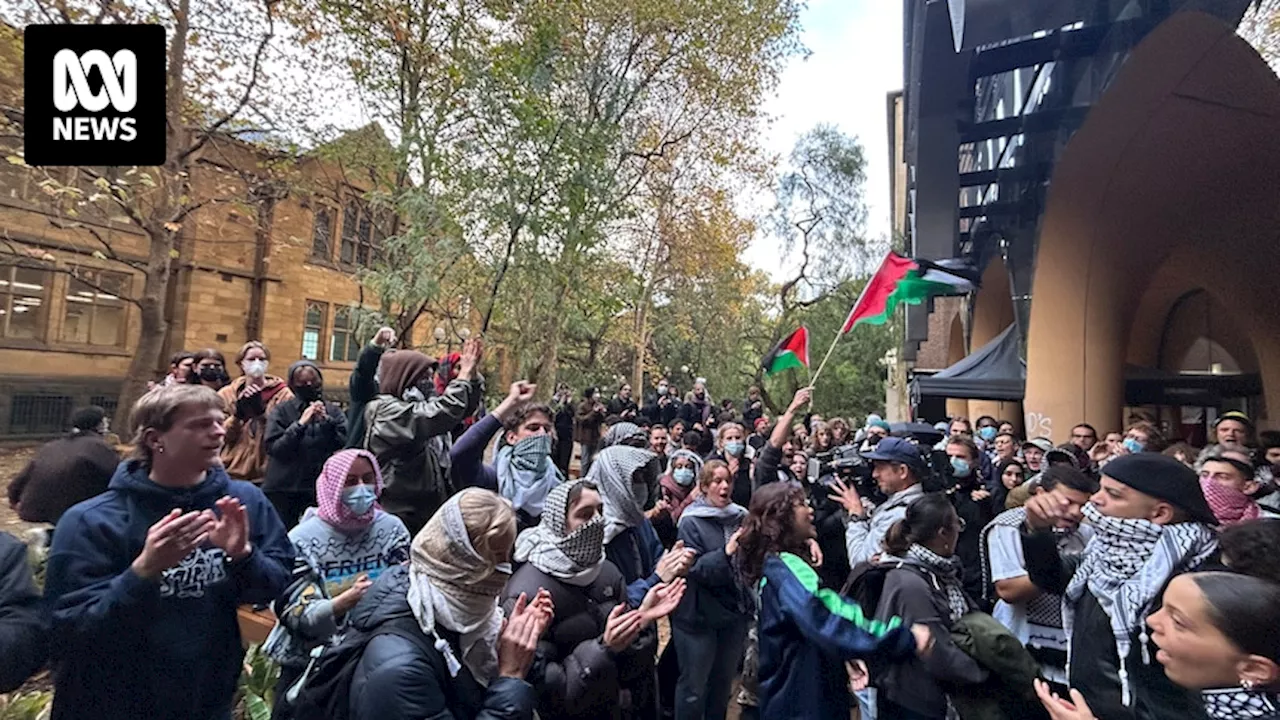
xmin=1200 ymin=453 xmax=1276 ymax=527
xmin=873 ymin=492 xmax=989 ymax=719
xmin=1021 ymin=453 xmax=1219 ymax=720
xmin=504 ymin=478 xmax=684 ymax=720
xmin=263 ymin=449 xmax=411 ymax=720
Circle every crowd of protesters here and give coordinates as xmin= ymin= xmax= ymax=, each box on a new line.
xmin=3 ymin=328 xmax=1280 ymax=720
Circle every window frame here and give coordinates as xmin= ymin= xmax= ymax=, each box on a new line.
xmin=0 ymin=264 xmax=52 ymax=342
xmin=310 ymin=203 xmax=336 ymax=261
xmin=329 ymin=306 xmax=364 ymax=363
xmin=338 ymin=194 xmax=384 ymax=269
xmin=59 ymin=266 xmax=132 ymax=348
xmin=302 ymin=299 xmax=328 ymax=361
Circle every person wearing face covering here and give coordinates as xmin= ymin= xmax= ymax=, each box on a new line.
xmin=218 ymin=341 xmax=292 ymax=483
xmin=590 ymin=445 xmax=696 ymax=610
xmin=347 ymin=488 xmax=552 ymax=720
xmin=451 ymin=382 xmax=562 ymax=530
xmin=263 ymin=360 xmax=349 ymax=528
xmin=264 ymin=450 xmax=410 ymax=719
xmin=503 ymin=479 xmax=687 ymax=720
xmin=363 ymin=339 xmax=485 ymax=536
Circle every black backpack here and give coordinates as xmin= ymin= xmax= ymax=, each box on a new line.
xmin=288 ymin=614 xmax=434 ymax=720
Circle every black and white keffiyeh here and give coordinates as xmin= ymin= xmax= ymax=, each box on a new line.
xmin=514 ymin=479 xmax=606 ymax=586
xmin=588 ymin=445 xmax=659 ymax=543
xmin=1065 ymin=503 xmax=1217 ymax=705
xmin=1202 ymin=688 xmax=1280 ymax=719
xmin=979 ymin=507 xmax=1088 ymax=629
xmin=896 ymin=543 xmax=969 ymax=622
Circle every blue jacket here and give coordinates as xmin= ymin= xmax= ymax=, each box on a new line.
xmin=604 ymin=520 xmax=665 ymax=608
xmin=349 ymin=565 xmax=536 ymax=720
xmin=449 ymin=412 xmax=501 ymax=493
xmin=44 ymin=460 xmax=293 ymax=720
xmin=757 ymin=552 xmax=916 ymax=720
xmin=672 ymin=510 xmax=753 ymax=631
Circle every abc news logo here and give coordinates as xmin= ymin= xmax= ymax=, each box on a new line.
xmin=25 ymin=25 xmax=164 ymax=166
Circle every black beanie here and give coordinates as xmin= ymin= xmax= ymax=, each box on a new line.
xmin=1102 ymin=453 xmax=1217 ymax=525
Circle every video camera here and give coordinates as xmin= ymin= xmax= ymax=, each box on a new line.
xmin=808 ymin=444 xmax=877 ymax=501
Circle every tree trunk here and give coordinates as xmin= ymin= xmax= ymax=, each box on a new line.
xmin=112 ymin=228 xmax=173 ymax=431
xmin=631 ymin=282 xmax=650 ymax=393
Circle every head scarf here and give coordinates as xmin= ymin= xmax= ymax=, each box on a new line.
xmin=1064 ymin=503 xmax=1217 ymax=706
xmin=587 ymin=445 xmax=659 ymax=543
xmin=377 ymin=350 xmax=437 ymax=398
xmin=407 ymin=489 xmax=510 ymax=684
xmin=514 ymin=479 xmax=605 ymax=585
xmin=314 ymin=449 xmax=384 ymax=533
xmin=495 ymin=434 xmax=563 ymax=519
xmin=666 ymin=449 xmax=704 ymax=485
xmin=1200 ymin=477 xmax=1261 ymax=526
xmin=602 ymin=422 xmax=646 ymax=448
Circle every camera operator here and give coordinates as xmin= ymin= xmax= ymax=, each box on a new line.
xmin=830 ymin=436 xmax=927 ymax=568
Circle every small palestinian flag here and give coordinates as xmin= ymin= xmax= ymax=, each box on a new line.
xmin=762 ymin=327 xmax=809 ymax=376
xmin=842 ymin=252 xmax=975 ymax=333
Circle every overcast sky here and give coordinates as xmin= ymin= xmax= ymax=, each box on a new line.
xmin=744 ymin=0 xmax=903 ymax=278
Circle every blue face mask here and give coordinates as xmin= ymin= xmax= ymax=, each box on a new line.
xmin=1122 ymin=437 xmax=1145 ymax=454
xmin=978 ymin=426 xmax=997 ymax=442
xmin=342 ymin=484 xmax=377 ymax=516
xmin=725 ymin=441 xmax=745 ymax=457
xmin=950 ymin=456 xmax=972 ymax=478
xmin=673 ymin=467 xmax=696 ymax=486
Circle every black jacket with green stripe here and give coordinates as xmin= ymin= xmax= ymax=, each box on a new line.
xmin=756 ymin=552 xmax=916 ymax=719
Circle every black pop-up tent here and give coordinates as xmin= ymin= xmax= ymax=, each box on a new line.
xmin=912 ymin=323 xmax=1025 ymax=402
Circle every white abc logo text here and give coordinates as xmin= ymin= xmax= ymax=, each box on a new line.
xmin=53 ymin=48 xmax=137 ymax=112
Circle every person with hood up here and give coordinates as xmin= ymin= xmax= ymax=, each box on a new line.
xmin=1021 ymin=453 xmax=1219 ymax=720
xmin=589 ymin=444 xmax=696 ymax=609
xmin=345 ymin=326 xmax=397 ymax=450
xmin=263 ymin=360 xmax=349 ymax=527
xmin=44 ymin=384 xmax=292 ymax=720
xmin=872 ymin=493 xmax=990 ymax=718
xmin=602 ymin=421 xmax=649 ymax=449
xmin=451 ymin=381 xmax=562 ymax=530
xmin=218 ymin=341 xmax=292 ymax=484
xmin=8 ymin=405 xmax=118 ymax=526
xmin=347 ymin=488 xmax=551 ymax=720
xmin=363 ymin=337 xmax=484 ymax=536
xmin=734 ymin=482 xmax=931 ymax=720
xmin=264 ymin=449 xmax=411 ymax=719
xmin=660 ymin=449 xmax=704 ymax=522
xmin=504 ymin=478 xmax=687 ymax=720
xmin=672 ymin=460 xmax=755 ymax=720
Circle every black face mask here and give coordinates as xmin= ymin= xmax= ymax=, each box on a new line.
xmin=197 ymin=366 xmax=227 ymax=383
xmin=294 ymin=384 xmax=323 ymax=403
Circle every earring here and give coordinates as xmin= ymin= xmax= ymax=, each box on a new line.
xmin=156 ymin=443 xmax=165 ymax=454
xmin=1243 ymin=679 xmax=1257 ymax=691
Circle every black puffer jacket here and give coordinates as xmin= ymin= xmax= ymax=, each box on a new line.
xmin=348 ymin=565 xmax=536 ymax=720
xmin=1022 ymin=529 xmax=1210 ymax=720
xmin=672 ymin=510 xmax=754 ymax=632
xmin=501 ymin=561 xmax=655 ymax=720
xmin=263 ymin=361 xmax=348 ymax=494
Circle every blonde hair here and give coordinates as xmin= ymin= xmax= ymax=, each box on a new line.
xmin=129 ymin=384 xmax=226 ymax=462
xmin=455 ymin=488 xmax=518 ymax=565
xmin=699 ymin=459 xmax=731 ymax=490
xmin=234 ymin=340 xmax=270 ymax=364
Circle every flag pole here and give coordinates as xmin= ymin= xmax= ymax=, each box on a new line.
xmin=809 ymin=260 xmax=882 ymax=387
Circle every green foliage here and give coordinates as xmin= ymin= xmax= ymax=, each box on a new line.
xmin=0 ymin=692 xmax=52 ymax=720
xmin=234 ymin=644 xmax=279 ymax=720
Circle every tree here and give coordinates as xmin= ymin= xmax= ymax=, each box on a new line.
xmin=1240 ymin=0 xmax=1280 ymax=74
xmin=0 ymin=0 xmax=295 ymax=429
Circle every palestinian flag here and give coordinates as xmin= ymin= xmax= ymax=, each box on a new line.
xmin=841 ymin=252 xmax=975 ymax=332
xmin=762 ymin=327 xmax=809 ymax=375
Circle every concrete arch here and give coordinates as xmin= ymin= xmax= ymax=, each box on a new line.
xmin=969 ymin=255 xmax=1022 ymax=432
xmin=946 ymin=312 xmax=969 ymax=419
xmin=1023 ymin=11 xmax=1280 ymax=438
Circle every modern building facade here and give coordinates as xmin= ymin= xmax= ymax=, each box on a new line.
xmin=896 ymin=0 xmax=1280 ymax=441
